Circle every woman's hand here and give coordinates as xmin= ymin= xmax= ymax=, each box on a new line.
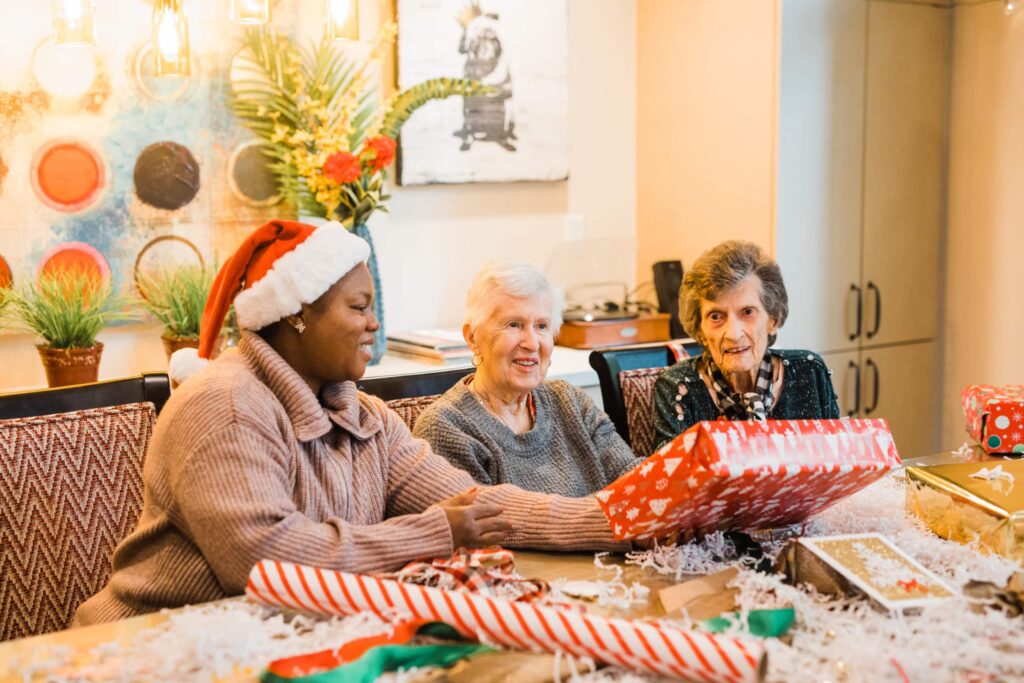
xmin=439 ymin=487 xmax=512 ymax=549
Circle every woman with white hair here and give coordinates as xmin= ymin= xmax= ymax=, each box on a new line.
xmin=413 ymin=262 xmax=640 ymax=497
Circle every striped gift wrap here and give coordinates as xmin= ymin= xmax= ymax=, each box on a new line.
xmin=246 ymin=559 xmax=766 ymax=683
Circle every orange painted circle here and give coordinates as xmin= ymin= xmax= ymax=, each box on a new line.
xmin=30 ymin=139 xmax=105 ymax=212
xmin=0 ymin=255 xmax=11 ymax=289
xmin=38 ymin=242 xmax=110 ymax=284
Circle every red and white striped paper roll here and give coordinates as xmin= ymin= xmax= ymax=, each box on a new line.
xmin=246 ymin=559 xmax=766 ymax=683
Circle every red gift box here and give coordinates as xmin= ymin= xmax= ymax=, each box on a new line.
xmin=595 ymin=419 xmax=901 ymax=540
xmin=962 ymin=385 xmax=1024 ymax=454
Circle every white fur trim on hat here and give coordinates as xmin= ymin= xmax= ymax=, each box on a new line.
xmin=169 ymin=347 xmax=209 ymax=385
xmin=233 ymin=222 xmax=370 ymax=330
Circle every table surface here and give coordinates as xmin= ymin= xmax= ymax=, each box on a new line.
xmin=0 ymin=551 xmax=680 ymax=682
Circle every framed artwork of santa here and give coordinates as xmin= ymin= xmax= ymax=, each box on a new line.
xmin=396 ymin=0 xmax=569 ymax=185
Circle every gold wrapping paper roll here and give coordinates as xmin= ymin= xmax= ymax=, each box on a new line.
xmin=905 ymin=460 xmax=1024 ymax=562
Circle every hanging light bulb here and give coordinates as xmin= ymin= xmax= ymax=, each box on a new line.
xmin=230 ymin=0 xmax=270 ymax=25
xmin=53 ymin=0 xmax=96 ymax=46
xmin=324 ymin=0 xmax=359 ymax=41
xmin=1007 ymin=0 xmax=1020 ymax=14
xmin=153 ymin=0 xmax=191 ymax=77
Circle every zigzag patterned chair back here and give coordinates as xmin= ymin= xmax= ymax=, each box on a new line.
xmin=619 ymin=367 xmax=667 ymax=458
xmin=0 ymin=403 xmax=155 ymax=640
xmin=385 ymin=395 xmax=442 ymax=432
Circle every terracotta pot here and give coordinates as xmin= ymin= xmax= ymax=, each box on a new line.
xmin=36 ymin=342 xmax=104 ymax=388
xmin=161 ymin=334 xmax=200 ymax=361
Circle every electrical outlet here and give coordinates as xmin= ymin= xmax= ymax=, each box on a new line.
xmin=563 ymin=214 xmax=585 ymax=241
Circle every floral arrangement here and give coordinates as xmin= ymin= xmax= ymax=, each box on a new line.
xmin=231 ymin=24 xmax=490 ymax=227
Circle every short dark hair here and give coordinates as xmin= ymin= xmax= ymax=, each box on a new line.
xmin=678 ymin=240 xmax=788 ymax=347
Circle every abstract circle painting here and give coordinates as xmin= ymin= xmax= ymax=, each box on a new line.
xmin=227 ymin=141 xmax=280 ymax=206
xmin=133 ymin=235 xmax=204 ymax=300
xmin=37 ymin=242 xmax=111 ymax=283
xmin=0 ymin=254 xmax=12 ymax=289
xmin=31 ymin=38 xmax=97 ymax=99
xmin=133 ymin=141 xmax=200 ymax=210
xmin=30 ymin=139 xmax=106 ymax=212
xmin=131 ymin=41 xmax=192 ymax=102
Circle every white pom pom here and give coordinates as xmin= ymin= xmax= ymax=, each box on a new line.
xmin=169 ymin=347 xmax=209 ymax=386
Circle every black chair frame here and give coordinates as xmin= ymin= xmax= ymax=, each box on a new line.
xmin=588 ymin=339 xmax=701 ymax=446
xmin=358 ymin=366 xmax=474 ymax=402
xmin=0 ymin=372 xmax=172 ymax=421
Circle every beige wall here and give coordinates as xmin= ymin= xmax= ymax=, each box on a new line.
xmin=941 ymin=3 xmax=1024 ymax=446
xmin=375 ymin=0 xmax=637 ymax=331
xmin=0 ymin=0 xmax=637 ymax=391
xmin=636 ymin=0 xmax=779 ymax=287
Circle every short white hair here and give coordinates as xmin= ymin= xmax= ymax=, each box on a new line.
xmin=464 ymin=261 xmax=564 ymax=335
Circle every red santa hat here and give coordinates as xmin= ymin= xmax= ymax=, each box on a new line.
xmin=169 ymin=219 xmax=370 ymax=384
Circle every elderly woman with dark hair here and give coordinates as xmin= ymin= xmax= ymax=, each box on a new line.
xmin=414 ymin=261 xmax=639 ymax=497
xmin=652 ymin=240 xmax=840 ymax=451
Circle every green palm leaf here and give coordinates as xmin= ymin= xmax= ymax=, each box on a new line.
xmin=381 ymin=78 xmax=494 ymax=139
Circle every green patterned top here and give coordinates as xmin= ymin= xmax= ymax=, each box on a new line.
xmin=651 ymin=349 xmax=841 ymax=452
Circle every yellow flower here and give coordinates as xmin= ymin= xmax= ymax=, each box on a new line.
xmin=270 ymin=123 xmax=290 ymax=144
xmin=369 ymin=21 xmax=398 ymax=61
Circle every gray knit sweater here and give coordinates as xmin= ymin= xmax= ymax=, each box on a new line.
xmin=413 ymin=377 xmax=640 ymax=497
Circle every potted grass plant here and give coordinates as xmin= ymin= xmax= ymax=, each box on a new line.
xmin=136 ymin=264 xmax=214 ymax=360
xmin=6 ymin=269 xmax=135 ymax=387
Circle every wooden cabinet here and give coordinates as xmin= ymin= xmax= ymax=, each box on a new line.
xmin=776 ymin=0 xmax=866 ymax=354
xmin=823 ymin=343 xmax=940 ymax=456
xmin=777 ymin=0 xmax=949 ymax=457
xmin=821 ymin=349 xmax=861 ymax=418
xmin=861 ymin=342 xmax=940 ymax=458
xmin=861 ymin=2 xmax=947 ymax=347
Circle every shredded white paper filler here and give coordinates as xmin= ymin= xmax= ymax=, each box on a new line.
xmin=951 ymin=441 xmax=974 ymax=460
xmin=548 ymin=553 xmax=650 ymax=611
xmin=969 ymin=463 xmax=1015 ymax=492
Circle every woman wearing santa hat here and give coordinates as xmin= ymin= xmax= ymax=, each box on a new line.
xmin=74 ymin=220 xmax=625 ymax=625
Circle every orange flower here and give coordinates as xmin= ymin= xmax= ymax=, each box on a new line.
xmin=364 ymin=135 xmax=397 ymax=172
xmin=323 ymin=152 xmax=361 ymax=184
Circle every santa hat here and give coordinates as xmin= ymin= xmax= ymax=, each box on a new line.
xmin=169 ymin=219 xmax=370 ymax=385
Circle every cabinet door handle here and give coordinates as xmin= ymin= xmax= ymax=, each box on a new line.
xmin=866 ymin=281 xmax=881 ymax=339
xmin=847 ymin=360 xmax=861 ymax=416
xmin=849 ymin=284 xmax=862 ymax=341
xmin=864 ymin=358 xmax=880 ymax=414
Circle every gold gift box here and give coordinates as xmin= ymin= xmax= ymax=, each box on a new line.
xmin=905 ymin=460 xmax=1024 ymax=562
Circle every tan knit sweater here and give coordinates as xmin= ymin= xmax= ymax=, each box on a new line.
xmin=74 ymin=332 xmax=624 ymax=625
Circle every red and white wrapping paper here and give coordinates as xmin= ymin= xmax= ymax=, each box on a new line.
xmin=596 ymin=419 xmax=901 ymax=540
xmin=962 ymin=384 xmax=1024 ymax=453
xmin=246 ymin=559 xmax=765 ymax=683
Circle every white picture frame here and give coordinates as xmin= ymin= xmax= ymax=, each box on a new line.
xmin=396 ymin=0 xmax=569 ymax=185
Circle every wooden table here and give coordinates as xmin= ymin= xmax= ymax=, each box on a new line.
xmin=0 ymin=551 xmax=681 ymax=682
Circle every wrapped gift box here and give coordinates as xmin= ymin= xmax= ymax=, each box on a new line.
xmin=962 ymin=384 xmax=1024 ymax=454
xmin=595 ymin=419 xmax=901 ymax=540
xmin=906 ymin=460 xmax=1024 ymax=562
xmin=775 ymin=533 xmax=955 ymax=613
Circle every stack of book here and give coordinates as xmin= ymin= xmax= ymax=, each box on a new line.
xmin=386 ymin=329 xmax=474 ymax=365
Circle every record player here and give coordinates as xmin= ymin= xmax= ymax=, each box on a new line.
xmin=557 ymin=284 xmax=670 ymax=349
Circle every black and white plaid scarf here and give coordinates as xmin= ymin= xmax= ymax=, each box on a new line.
xmin=706 ymin=352 xmax=775 ymax=422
